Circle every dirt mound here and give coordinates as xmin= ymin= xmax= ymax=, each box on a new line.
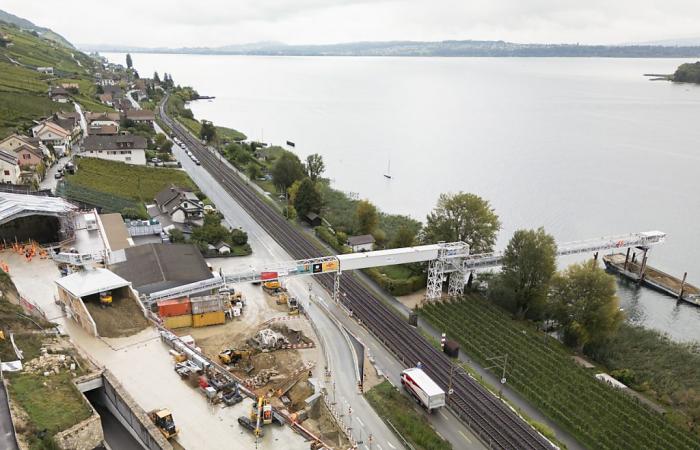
xmin=85 ymin=294 xmax=149 ymax=338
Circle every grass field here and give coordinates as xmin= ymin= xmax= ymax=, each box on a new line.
xmin=67 ymin=157 xmax=196 ymax=202
xmin=420 ymin=294 xmax=700 ymax=450
xmin=365 ymin=381 xmax=452 ymax=450
xmin=7 ymin=372 xmax=92 ymax=442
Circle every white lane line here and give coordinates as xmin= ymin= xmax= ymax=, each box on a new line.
xmin=357 ymin=417 xmax=364 ymax=427
xmin=459 ymin=430 xmax=472 ymax=443
xmin=439 ymin=410 xmax=450 ymax=421
xmin=387 ymin=443 xmax=396 ymax=449
xmin=376 ymin=445 xmax=383 ymax=450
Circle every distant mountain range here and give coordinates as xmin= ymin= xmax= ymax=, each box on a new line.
xmin=0 ymin=8 xmax=74 ymax=48
xmin=81 ymin=40 xmax=700 ymax=58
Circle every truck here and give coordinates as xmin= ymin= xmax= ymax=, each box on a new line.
xmin=401 ymin=367 xmax=446 ymax=412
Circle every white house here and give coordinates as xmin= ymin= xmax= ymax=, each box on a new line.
xmin=31 ymin=121 xmax=72 ymax=148
xmin=36 ymin=66 xmax=54 ymax=75
xmin=82 ymin=135 xmax=147 ymax=165
xmin=215 ymin=242 xmax=232 ymax=254
xmin=154 ymin=185 xmax=204 ymax=225
xmin=0 ymin=150 xmax=21 ymax=184
xmin=347 ymin=234 xmax=376 ymax=252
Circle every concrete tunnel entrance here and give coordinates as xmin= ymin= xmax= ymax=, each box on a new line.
xmin=75 ymin=371 xmax=172 ymax=450
xmin=84 ymin=388 xmax=143 ymax=450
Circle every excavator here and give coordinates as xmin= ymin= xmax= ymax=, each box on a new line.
xmin=218 ymin=348 xmax=254 ymax=374
xmin=262 ymin=280 xmax=286 ymax=296
xmin=238 ymin=396 xmax=272 ymax=437
xmin=99 ymin=290 xmax=112 ymax=307
xmin=148 ymin=409 xmax=178 ymax=439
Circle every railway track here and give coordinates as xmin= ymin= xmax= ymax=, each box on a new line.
xmin=159 ymin=98 xmax=554 ymax=450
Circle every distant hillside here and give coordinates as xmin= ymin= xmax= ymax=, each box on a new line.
xmin=673 ymin=61 xmax=700 ymax=83
xmin=83 ymin=39 xmax=700 ymax=58
xmin=0 ymin=20 xmax=108 ymax=136
xmin=0 ymin=8 xmax=73 ymax=48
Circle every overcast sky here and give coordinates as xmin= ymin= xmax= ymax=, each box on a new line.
xmin=3 ymin=0 xmax=699 ymax=47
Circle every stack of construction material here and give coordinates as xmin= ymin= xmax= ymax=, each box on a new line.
xmin=191 ymin=295 xmax=225 ymax=327
xmin=158 ymin=297 xmax=192 ymax=329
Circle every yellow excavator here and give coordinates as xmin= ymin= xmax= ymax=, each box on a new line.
xmin=149 ymin=409 xmax=178 ymax=439
xmin=238 ymin=396 xmax=272 ymax=437
xmin=99 ymin=290 xmax=112 ymax=307
xmin=218 ymin=348 xmax=252 ymax=365
xmin=262 ymin=280 xmax=286 ymax=295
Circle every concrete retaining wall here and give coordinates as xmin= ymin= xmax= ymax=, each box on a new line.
xmin=101 ymin=370 xmax=172 ymax=450
xmin=53 ymin=391 xmax=103 ymax=450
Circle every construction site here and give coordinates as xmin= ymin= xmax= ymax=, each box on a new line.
xmin=0 ymin=192 xmax=349 ymax=450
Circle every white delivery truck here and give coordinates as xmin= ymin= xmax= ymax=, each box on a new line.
xmin=401 ymin=367 xmax=446 ymax=412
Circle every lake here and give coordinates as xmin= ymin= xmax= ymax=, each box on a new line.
xmin=104 ymin=53 xmax=700 ymax=342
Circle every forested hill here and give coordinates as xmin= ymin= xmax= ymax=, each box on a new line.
xmin=673 ymin=61 xmax=700 ymax=83
xmin=86 ymin=39 xmax=700 ymax=58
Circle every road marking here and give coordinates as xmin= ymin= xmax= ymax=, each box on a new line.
xmin=376 ymin=445 xmax=383 ymax=450
xmin=387 ymin=442 xmax=396 ymax=449
xmin=356 ymin=417 xmax=364 ymax=427
xmin=459 ymin=430 xmax=472 ymax=443
xmin=439 ymin=410 xmax=450 ymax=421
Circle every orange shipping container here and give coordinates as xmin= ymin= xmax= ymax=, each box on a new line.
xmin=158 ymin=297 xmax=191 ymax=318
xmin=163 ymin=314 xmax=193 ymax=329
xmin=192 ymin=311 xmax=225 ymax=328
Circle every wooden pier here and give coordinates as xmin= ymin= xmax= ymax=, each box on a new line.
xmin=603 ymin=252 xmax=700 ymax=306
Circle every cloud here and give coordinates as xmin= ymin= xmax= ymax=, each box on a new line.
xmin=2 ymin=0 xmax=700 ymax=47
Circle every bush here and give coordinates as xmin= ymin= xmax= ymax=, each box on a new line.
xmin=314 ymin=226 xmax=350 ymax=254
xmin=364 ymin=267 xmax=426 ymax=296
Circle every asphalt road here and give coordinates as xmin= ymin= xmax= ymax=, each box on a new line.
xmin=171 ymin=142 xmax=484 ymax=450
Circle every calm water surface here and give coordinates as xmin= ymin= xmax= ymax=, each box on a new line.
xmin=105 ymin=53 xmax=700 ymax=342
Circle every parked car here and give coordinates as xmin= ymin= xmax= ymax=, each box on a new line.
xmin=54 ymin=172 xmax=63 ymax=179
xmin=192 ymin=158 xmax=201 ymax=165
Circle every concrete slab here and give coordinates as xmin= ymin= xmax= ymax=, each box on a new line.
xmin=65 ymin=324 xmax=309 ymax=450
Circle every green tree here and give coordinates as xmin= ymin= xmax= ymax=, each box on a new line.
xmin=200 ymin=120 xmax=216 ymax=142
xmin=287 ymin=179 xmax=303 ymax=203
xmin=294 ymin=178 xmax=322 ymax=219
xmin=391 ymin=225 xmax=416 ymax=248
xmin=229 ymin=228 xmax=248 ymax=246
xmin=154 ymin=133 xmax=167 ymax=148
xmin=160 ymin=141 xmax=173 ymax=153
xmin=424 ymin=192 xmax=500 ymax=254
xmin=548 ymin=261 xmax=624 ymax=351
xmin=126 ymin=53 xmax=133 ymax=69
xmin=246 ymin=163 xmax=262 ymax=180
xmin=272 ymin=151 xmax=305 ymax=191
xmin=500 ymin=228 xmax=557 ymax=318
xmin=305 ymin=153 xmax=325 ymax=181
xmin=356 ymin=200 xmax=379 ymax=234
xmin=153 ymin=71 xmax=160 ymax=83
xmin=168 ymin=228 xmax=185 ymax=243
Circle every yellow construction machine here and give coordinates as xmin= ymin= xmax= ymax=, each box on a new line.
xmin=149 ymin=409 xmax=178 ymax=439
xmin=99 ymin=290 xmax=112 ymax=307
xmin=238 ymin=396 xmax=272 ymax=437
xmin=218 ymin=348 xmax=252 ymax=366
xmin=262 ymin=280 xmax=286 ymax=295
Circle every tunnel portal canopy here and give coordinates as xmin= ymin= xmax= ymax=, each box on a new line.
xmin=0 ymin=192 xmax=77 ymax=225
xmin=0 ymin=192 xmax=78 ymax=245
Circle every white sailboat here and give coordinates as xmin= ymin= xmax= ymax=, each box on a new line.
xmin=384 ymin=158 xmax=392 ymax=179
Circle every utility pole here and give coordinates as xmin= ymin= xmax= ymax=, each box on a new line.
xmin=485 ymin=354 xmax=509 ymax=398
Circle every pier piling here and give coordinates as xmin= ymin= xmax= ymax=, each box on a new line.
xmin=679 ymin=272 xmax=688 ymax=299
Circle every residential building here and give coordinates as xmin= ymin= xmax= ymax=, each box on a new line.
xmin=86 ymin=112 xmax=121 ymax=127
xmin=154 ymin=185 xmax=204 ymax=224
xmin=0 ymin=150 xmax=20 ymax=184
xmin=31 ymin=121 xmax=72 ymax=148
xmin=36 ymin=66 xmax=53 ymax=75
xmin=13 ymin=144 xmax=44 ymax=169
xmin=347 ymin=234 xmax=376 ymax=252
xmin=87 ymin=124 xmax=119 ymax=136
xmin=124 ymin=109 xmax=155 ymax=125
xmin=49 ymin=86 xmax=70 ymax=103
xmin=82 ymin=135 xmax=147 ymax=165
xmin=0 ymin=135 xmax=47 ymax=168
